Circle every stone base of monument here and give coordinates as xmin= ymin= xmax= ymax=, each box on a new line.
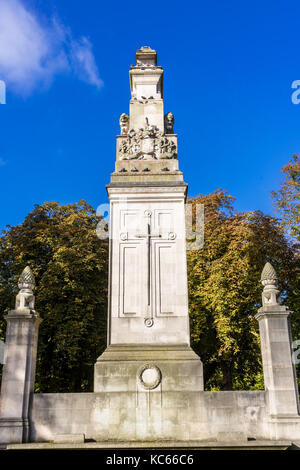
xmin=4 ymin=440 xmax=294 ymax=450
xmin=94 ymin=344 xmax=204 ymax=393
xmin=25 ymin=387 xmax=300 ymax=445
xmin=92 ymin=343 xmax=203 ymax=441
xmin=0 ymin=418 xmax=27 ymax=445
xmin=25 ymin=389 xmax=300 ymax=445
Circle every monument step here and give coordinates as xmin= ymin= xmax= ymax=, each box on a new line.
xmin=4 ymin=440 xmax=292 ymax=450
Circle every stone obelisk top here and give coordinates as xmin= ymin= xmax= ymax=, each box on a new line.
xmin=129 ymin=46 xmax=164 ymax=131
xmin=110 ymin=46 xmax=183 ymax=184
xmin=135 ymin=46 xmax=158 ymax=67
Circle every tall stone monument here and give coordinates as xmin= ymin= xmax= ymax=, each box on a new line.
xmin=93 ymin=46 xmax=203 ymax=438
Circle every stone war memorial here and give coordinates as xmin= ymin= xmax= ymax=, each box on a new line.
xmin=0 ymin=47 xmax=300 ymax=450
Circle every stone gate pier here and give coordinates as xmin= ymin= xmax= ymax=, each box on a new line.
xmin=0 ymin=48 xmax=300 ymax=449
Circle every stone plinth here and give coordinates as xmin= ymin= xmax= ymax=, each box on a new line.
xmin=94 ymin=344 xmax=203 ymax=393
xmin=0 ymin=307 xmax=41 ymax=444
xmin=5 ymin=441 xmax=293 ymax=450
xmin=255 ymin=304 xmax=300 ymax=418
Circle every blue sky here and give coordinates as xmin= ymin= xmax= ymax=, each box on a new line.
xmin=0 ymin=0 xmax=300 ymax=231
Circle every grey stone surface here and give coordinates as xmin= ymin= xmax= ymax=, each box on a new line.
xmin=255 ymin=305 xmax=300 ymax=418
xmin=251 ymin=268 xmax=300 ymax=439
xmin=94 ymin=345 xmax=203 ymax=393
xmin=53 ymin=434 xmax=85 ymax=444
xmin=0 ymin=269 xmax=41 ymax=444
xmin=24 ymin=389 xmax=300 ymax=443
xmin=5 ymin=440 xmax=293 ymax=450
xmin=102 ymin=185 xmax=193 ymax=347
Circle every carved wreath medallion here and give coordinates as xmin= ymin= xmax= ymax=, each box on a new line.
xmin=138 ymin=364 xmax=162 ymax=390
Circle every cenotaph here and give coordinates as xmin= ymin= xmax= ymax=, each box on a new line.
xmin=94 ymin=46 xmax=204 ymax=410
xmin=0 ymin=47 xmax=300 ymax=449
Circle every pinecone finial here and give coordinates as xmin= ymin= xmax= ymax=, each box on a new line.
xmin=18 ymin=266 xmax=35 ymax=290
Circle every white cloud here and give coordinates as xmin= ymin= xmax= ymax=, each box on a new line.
xmin=0 ymin=0 xmax=102 ymax=96
xmin=70 ymin=37 xmax=103 ymax=89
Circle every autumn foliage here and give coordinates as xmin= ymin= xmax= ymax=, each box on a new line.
xmin=187 ymin=190 xmax=299 ymax=390
xmin=0 ymin=201 xmax=108 ymax=392
xmin=0 ymin=166 xmax=299 ymax=391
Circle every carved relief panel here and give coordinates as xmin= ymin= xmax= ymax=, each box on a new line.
xmin=111 ymin=201 xmax=186 ymax=323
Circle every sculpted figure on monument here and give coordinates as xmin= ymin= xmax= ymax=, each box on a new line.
xmin=119 ymin=140 xmax=130 ymax=159
xmin=164 ymin=112 xmax=174 ymax=134
xmin=159 ymin=137 xmax=168 ymax=156
xmin=167 ymin=139 xmax=177 ymax=157
xmin=158 ymin=136 xmax=177 ymax=159
xmin=118 ymin=117 xmax=177 ymax=160
xmin=119 ymin=113 xmax=129 ymax=135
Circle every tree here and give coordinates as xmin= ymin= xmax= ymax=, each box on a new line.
xmin=0 ymin=201 xmax=108 ymax=392
xmin=271 ymin=154 xmax=300 ymax=386
xmin=1 ymin=193 xmax=298 ymax=393
xmin=271 ymin=154 xmax=300 ymax=241
xmin=187 ymin=190 xmax=299 ymax=390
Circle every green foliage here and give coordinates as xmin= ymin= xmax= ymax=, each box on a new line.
xmin=0 ymin=183 xmax=299 ymax=393
xmin=0 ymin=201 xmax=108 ymax=392
xmin=271 ymin=154 xmax=300 ymax=389
xmin=271 ymin=154 xmax=300 ymax=241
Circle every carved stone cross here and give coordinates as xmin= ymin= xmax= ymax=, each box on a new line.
xmin=119 ymin=209 xmax=177 ymax=327
xmin=135 ymin=211 xmax=161 ymax=314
